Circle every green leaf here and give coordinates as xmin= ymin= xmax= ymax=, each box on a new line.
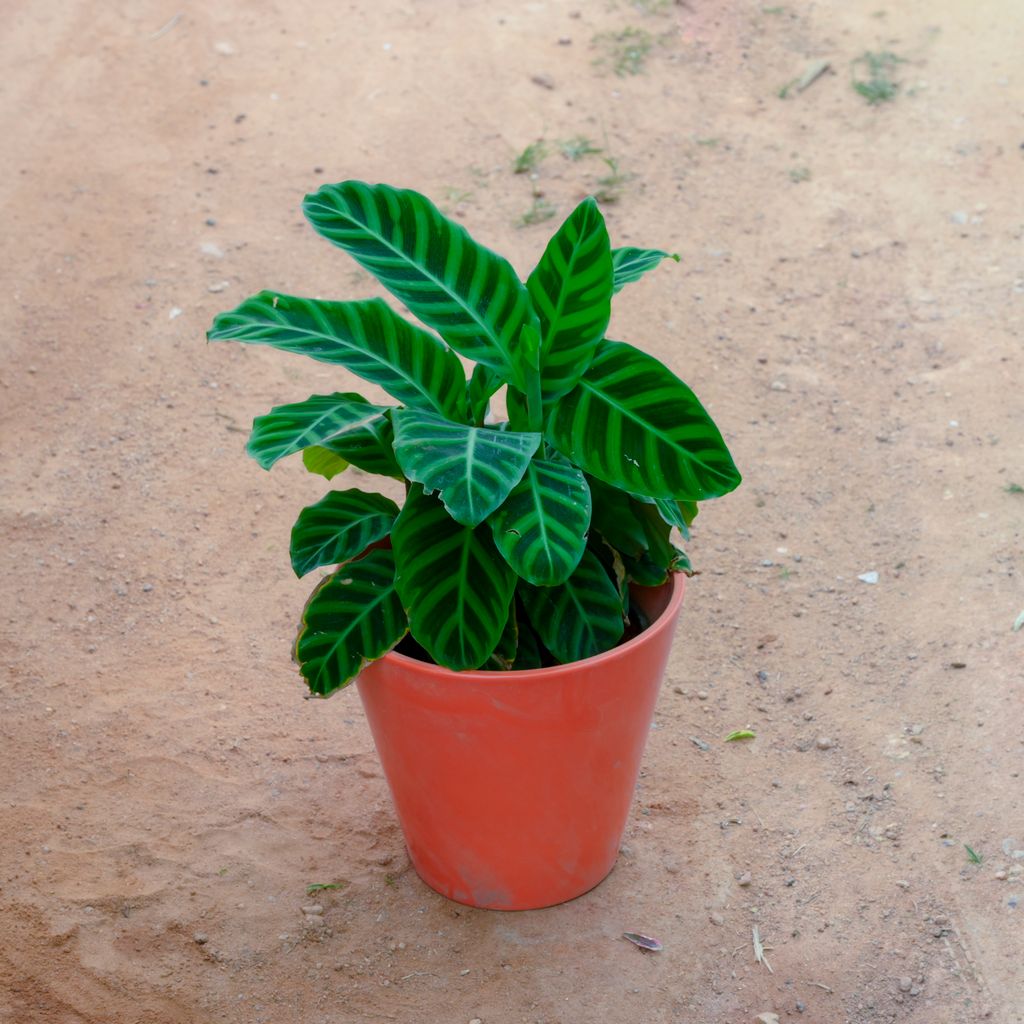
xmin=303 ymin=447 xmax=349 ymax=480
xmin=587 ymin=475 xmax=647 ymax=556
xmin=527 ymin=197 xmax=613 ymax=402
xmin=486 ymin=603 xmax=520 ymax=670
xmin=621 ymin=548 xmax=669 ymax=587
xmin=490 ymin=455 xmax=591 ymax=585
xmin=290 ymin=489 xmax=400 ymax=578
xmin=392 ymin=486 xmax=516 ymax=670
xmin=209 ymin=294 xmax=468 ymax=422
xmin=391 ymin=410 xmax=541 ymax=527
xmin=294 ymin=548 xmax=408 ymax=696
xmin=547 ymin=340 xmax=742 ymax=501
xmin=511 ymin=615 xmax=545 ymax=670
xmin=468 ymin=363 xmax=502 ymax=426
xmin=631 ymin=493 xmax=696 ymax=540
xmin=520 ymin=549 xmax=624 ymax=663
xmin=246 ymin=392 xmax=401 ymax=476
xmin=725 ymin=730 xmax=756 ymax=742
xmin=303 ymin=181 xmax=535 ymax=388
xmin=611 ymin=247 xmax=679 ymax=293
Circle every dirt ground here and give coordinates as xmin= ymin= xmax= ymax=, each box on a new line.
xmin=2 ymin=1 xmax=1023 ymax=1021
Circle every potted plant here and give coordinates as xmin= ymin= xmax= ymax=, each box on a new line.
xmin=208 ymin=181 xmax=740 ymax=910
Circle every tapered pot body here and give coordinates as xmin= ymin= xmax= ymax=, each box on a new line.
xmin=355 ymin=574 xmax=686 ymax=910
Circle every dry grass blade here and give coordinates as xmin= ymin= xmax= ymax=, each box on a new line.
xmin=752 ymin=926 xmax=773 ymax=973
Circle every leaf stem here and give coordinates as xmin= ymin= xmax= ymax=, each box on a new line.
xmin=526 ymin=365 xmax=543 ymax=433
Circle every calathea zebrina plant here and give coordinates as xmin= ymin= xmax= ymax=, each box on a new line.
xmin=208 ymin=181 xmax=740 ymax=695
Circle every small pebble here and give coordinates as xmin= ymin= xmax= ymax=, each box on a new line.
xmin=816 ymin=736 xmax=834 ymax=750
xmin=898 ymin=977 xmax=912 ymax=993
xmin=208 ymin=280 xmax=230 ymax=293
xmin=302 ymin=904 xmax=324 ymax=916
xmin=709 ymin=911 xmax=724 ymax=925
xmin=994 ymin=870 xmax=1007 ymax=880
xmin=194 ymin=932 xmax=209 ymax=945
xmin=755 ymin=1014 xmax=780 ymax=1024
xmin=470 ymin=1018 xmax=483 ymax=1024
xmin=530 ymin=73 xmax=555 ymax=89
xmin=737 ymin=871 xmax=752 ymax=887
xmin=697 ymin=690 xmax=709 ymax=701
xmin=857 ymin=571 xmax=879 ymax=584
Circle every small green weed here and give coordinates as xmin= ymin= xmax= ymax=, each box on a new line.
xmin=725 ymin=730 xmax=757 ymax=742
xmin=852 ymin=51 xmax=903 ymax=105
xmin=594 ymin=156 xmax=632 ymax=203
xmin=306 ymin=881 xmax=346 ymax=894
xmin=593 ymin=27 xmax=655 ymax=76
xmin=789 ymin=166 xmax=811 ymax=183
xmin=762 ymin=5 xmax=785 ymax=13
xmin=694 ymin=136 xmax=720 ymax=148
xmin=560 ymin=136 xmax=602 ymax=161
xmin=518 ymin=198 xmax=557 ymax=227
xmin=1004 ymin=482 xmax=1024 ymax=494
xmin=964 ymin=844 xmax=983 ymax=865
xmin=513 ymin=141 xmax=547 ymax=175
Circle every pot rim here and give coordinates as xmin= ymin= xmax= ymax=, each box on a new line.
xmin=376 ymin=571 xmax=686 ymax=685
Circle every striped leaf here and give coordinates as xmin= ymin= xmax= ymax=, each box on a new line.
xmin=391 ymin=410 xmax=541 ymax=527
xmin=611 ymin=247 xmax=679 ymax=293
xmin=526 ymin=198 xmax=613 ymax=402
xmin=546 ymin=340 xmax=742 ymax=501
xmin=489 ymin=454 xmax=591 ymax=585
xmin=290 ymin=489 xmax=399 ymax=578
xmin=392 ymin=486 xmax=516 ymax=670
xmin=486 ymin=602 xmax=520 ymax=670
xmin=294 ymin=548 xmax=408 ymax=696
xmin=246 ymin=392 xmax=401 ymax=477
xmin=519 ymin=549 xmax=624 ymax=663
xmin=303 ymin=181 xmax=535 ymax=388
xmin=209 ymin=293 xmax=468 ymax=422
xmin=303 ymin=447 xmax=349 ymax=480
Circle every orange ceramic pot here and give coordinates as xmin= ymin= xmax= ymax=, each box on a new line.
xmin=355 ymin=573 xmax=686 ymax=911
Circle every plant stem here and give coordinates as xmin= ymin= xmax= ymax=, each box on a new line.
xmin=526 ymin=364 xmax=543 ymax=433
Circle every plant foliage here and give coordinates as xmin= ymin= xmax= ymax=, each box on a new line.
xmin=208 ymin=181 xmax=740 ymax=695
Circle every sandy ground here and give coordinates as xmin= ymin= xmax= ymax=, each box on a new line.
xmin=2 ymin=1 xmax=1023 ymax=1021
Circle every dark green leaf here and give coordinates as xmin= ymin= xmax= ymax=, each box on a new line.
xmin=490 ymin=455 xmax=591 ymax=585
xmin=587 ymin=475 xmax=647 ymax=556
xmin=486 ymin=603 xmax=520 ymax=670
xmin=468 ymin=363 xmax=503 ymax=426
xmin=294 ymin=548 xmax=408 ymax=696
xmin=303 ymin=447 xmax=349 ymax=480
xmin=527 ymin=198 xmax=613 ymax=402
xmin=511 ymin=613 xmax=545 ymax=670
xmin=547 ymin=339 xmax=742 ymax=500
xmin=290 ymin=489 xmax=400 ymax=578
xmin=392 ymin=486 xmax=516 ymax=670
xmin=611 ymin=247 xmax=679 ymax=293
xmin=303 ymin=181 xmax=535 ymax=388
xmin=209 ymin=294 xmax=468 ymax=422
xmin=246 ymin=392 xmax=400 ymax=476
xmin=520 ymin=549 xmax=624 ymax=663
xmin=391 ymin=410 xmax=540 ymax=527
xmin=621 ymin=548 xmax=669 ymax=587
xmin=630 ymin=493 xmax=695 ymax=540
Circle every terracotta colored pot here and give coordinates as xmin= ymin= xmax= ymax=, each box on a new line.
xmin=355 ymin=573 xmax=686 ymax=910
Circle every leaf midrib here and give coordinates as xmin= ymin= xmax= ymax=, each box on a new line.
xmin=318 ymin=197 xmax=520 ymax=381
xmin=260 ymin=302 xmax=452 ymax=418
